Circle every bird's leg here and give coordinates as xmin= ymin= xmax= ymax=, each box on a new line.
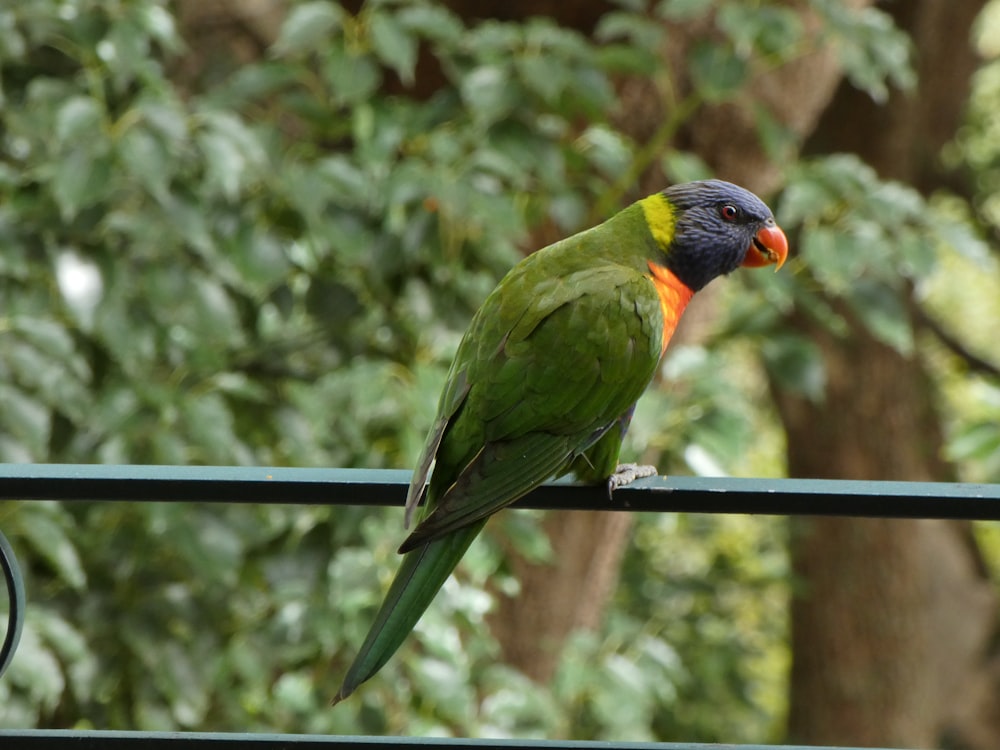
xmin=607 ymin=462 xmax=658 ymax=495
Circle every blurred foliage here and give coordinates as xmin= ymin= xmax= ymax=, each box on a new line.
xmin=932 ymin=13 xmax=1000 ymax=488
xmin=704 ymin=154 xmax=991 ymax=420
xmin=0 ymin=0 xmax=994 ymax=742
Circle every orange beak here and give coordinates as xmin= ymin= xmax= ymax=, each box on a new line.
xmin=742 ymin=223 xmax=788 ymax=270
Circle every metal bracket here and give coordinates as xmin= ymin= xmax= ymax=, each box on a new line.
xmin=0 ymin=527 xmax=25 ymax=679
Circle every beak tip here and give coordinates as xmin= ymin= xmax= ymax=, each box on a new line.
xmin=751 ymin=224 xmax=789 ymax=271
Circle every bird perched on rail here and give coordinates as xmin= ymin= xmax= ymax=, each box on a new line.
xmin=333 ymin=179 xmax=788 ymax=703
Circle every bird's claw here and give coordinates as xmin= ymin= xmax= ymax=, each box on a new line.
xmin=607 ymin=463 xmax=658 ymax=497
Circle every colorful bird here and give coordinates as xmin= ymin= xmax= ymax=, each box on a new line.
xmin=333 ymin=180 xmax=788 ymax=703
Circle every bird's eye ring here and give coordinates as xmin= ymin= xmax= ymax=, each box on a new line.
xmin=720 ymin=204 xmax=739 ymax=222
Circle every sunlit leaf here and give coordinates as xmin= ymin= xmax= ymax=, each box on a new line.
xmin=717 ymin=4 xmax=802 ymax=58
xmin=14 ymin=504 xmax=86 ymax=589
xmin=55 ymin=97 xmax=103 ymax=146
xmin=578 ymin=125 xmax=634 ymax=179
xmin=369 ymin=11 xmax=418 ymax=85
xmin=273 ymin=1 xmax=345 ymax=56
xmin=461 ymin=64 xmax=518 ymax=127
xmin=947 ymin=421 xmax=1000 ymax=463
xmin=0 ymin=384 xmax=50 ymax=458
xmin=397 ymin=4 xmax=465 ymax=44
xmin=847 ymin=278 xmax=914 ymax=355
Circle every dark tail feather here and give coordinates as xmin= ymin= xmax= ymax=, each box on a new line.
xmin=332 ymin=520 xmax=486 ymax=705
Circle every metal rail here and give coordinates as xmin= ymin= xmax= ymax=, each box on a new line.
xmin=0 ymin=729 xmax=896 ymax=750
xmin=0 ymin=463 xmax=998 ymax=519
xmin=2 ymin=463 xmax=993 ymax=750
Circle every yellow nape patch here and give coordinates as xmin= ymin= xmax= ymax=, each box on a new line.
xmin=639 ymin=193 xmax=676 ymax=250
xmin=646 ymin=261 xmax=694 ymax=356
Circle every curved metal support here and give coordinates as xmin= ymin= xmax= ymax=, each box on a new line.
xmin=0 ymin=527 xmax=25 ymax=679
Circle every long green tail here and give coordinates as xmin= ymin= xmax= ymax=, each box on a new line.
xmin=333 ymin=519 xmax=486 ymax=704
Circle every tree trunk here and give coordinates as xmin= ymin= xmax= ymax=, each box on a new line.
xmin=779 ymin=1 xmax=999 ymax=746
xmin=777 ymin=313 xmax=998 ymax=747
xmin=488 ymin=511 xmax=633 ymax=682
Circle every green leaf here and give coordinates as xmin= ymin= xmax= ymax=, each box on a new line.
xmin=180 ymin=392 xmax=244 ymax=465
xmin=934 ymin=215 xmax=991 ymax=265
xmin=896 ymin=232 xmax=937 ymax=279
xmin=595 ymin=11 xmax=666 ymax=53
xmin=799 ymin=226 xmax=844 ymax=290
xmin=548 ymin=191 xmax=588 ymax=231
xmin=160 ymin=197 xmax=214 ymax=256
xmin=55 ymin=96 xmax=103 ymax=146
xmin=847 ymin=278 xmax=913 ymax=355
xmin=461 ymin=65 xmax=517 ymax=128
xmin=136 ymin=96 xmax=189 ymax=147
xmin=688 ymin=40 xmax=747 ymax=103
xmin=195 ymin=111 xmax=266 ymax=201
xmin=761 ymin=334 xmax=826 ymax=402
xmin=135 ymin=3 xmax=183 ymax=53
xmin=209 ymin=62 xmax=299 ymax=108
xmin=516 ymin=54 xmax=570 ymax=103
xmin=948 ymin=421 xmax=1000 ymax=463
xmin=188 ymin=274 xmax=245 ymax=348
xmin=397 ymin=4 xmax=464 ymax=45
xmin=0 ymin=10 xmax=28 ymax=62
xmin=578 ymin=125 xmax=633 ymax=179
xmin=717 ymin=4 xmax=802 ymax=59
xmin=3 ymin=625 xmax=65 ymax=709
xmin=10 ymin=317 xmax=80 ymax=368
xmin=51 ymin=146 xmax=112 ymax=221
xmin=118 ymin=125 xmax=171 ymax=201
xmin=322 ymin=45 xmax=381 ymax=105
xmin=100 ymin=18 xmax=157 ymax=89
xmin=7 ymin=320 xmax=91 ymax=420
xmin=753 ymin=102 xmax=798 ymax=162
xmin=656 ymin=0 xmax=714 ymax=22
xmin=369 ymin=11 xmax=418 ymax=86
xmin=0 ymin=383 xmax=51 ymax=458
xmin=595 ymin=43 xmax=659 ymax=75
xmin=315 ymin=155 xmax=370 ymax=208
xmin=224 ymin=225 xmax=290 ymax=293
xmin=32 ymin=608 xmax=95 ymax=696
xmin=662 ymin=150 xmax=712 ymax=183
xmin=15 ymin=503 xmax=86 ymax=589
xmin=827 ymin=6 xmax=914 ymax=103
xmin=273 ymin=1 xmax=345 ymax=56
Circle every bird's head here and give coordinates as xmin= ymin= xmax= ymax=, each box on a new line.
xmin=659 ymin=180 xmax=788 ymax=291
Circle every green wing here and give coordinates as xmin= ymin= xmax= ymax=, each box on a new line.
xmin=400 ymin=254 xmax=663 ymax=551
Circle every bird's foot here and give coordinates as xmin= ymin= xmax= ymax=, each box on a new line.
xmin=607 ymin=463 xmax=658 ymax=495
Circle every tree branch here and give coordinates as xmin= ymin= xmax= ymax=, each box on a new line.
xmin=914 ymin=304 xmax=1000 ymax=380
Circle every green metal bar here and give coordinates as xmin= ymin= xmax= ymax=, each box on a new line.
xmin=0 ymin=463 xmax=998 ymax=520
xmin=0 ymin=729 xmax=902 ymax=750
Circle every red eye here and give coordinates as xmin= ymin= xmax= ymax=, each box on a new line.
xmin=721 ymin=204 xmax=739 ymax=221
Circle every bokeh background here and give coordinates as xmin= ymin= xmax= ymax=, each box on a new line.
xmin=1 ymin=1 xmax=1000 ymax=746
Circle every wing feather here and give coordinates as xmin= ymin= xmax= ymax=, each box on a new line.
xmin=401 ymin=257 xmax=664 ymax=548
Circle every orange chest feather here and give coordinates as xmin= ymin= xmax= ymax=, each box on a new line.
xmin=646 ymin=261 xmax=694 ymax=356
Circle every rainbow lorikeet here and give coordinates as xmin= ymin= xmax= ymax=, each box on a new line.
xmin=333 ymin=180 xmax=788 ymax=703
